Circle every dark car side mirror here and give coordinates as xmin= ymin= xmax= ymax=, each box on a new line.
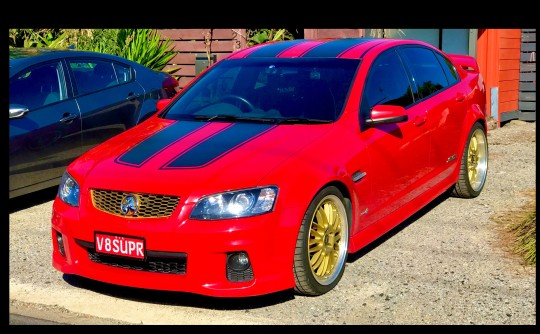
xmin=365 ymin=105 xmax=408 ymax=127
xmin=9 ymin=104 xmax=29 ymax=119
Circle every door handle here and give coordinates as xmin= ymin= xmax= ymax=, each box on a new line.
xmin=60 ymin=113 xmax=77 ymax=123
xmin=455 ymin=92 xmax=465 ymax=102
xmin=414 ymin=111 xmax=428 ymax=126
xmin=414 ymin=116 xmax=427 ymax=126
xmin=126 ymin=93 xmax=141 ymax=101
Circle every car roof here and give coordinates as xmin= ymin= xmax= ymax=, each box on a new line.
xmin=226 ymin=38 xmax=434 ymax=60
xmin=9 ymin=47 xmax=142 ymax=74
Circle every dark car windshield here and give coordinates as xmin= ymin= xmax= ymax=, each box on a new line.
xmin=162 ymin=58 xmax=360 ymax=123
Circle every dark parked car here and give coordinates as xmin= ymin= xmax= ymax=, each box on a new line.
xmin=9 ymin=48 xmax=179 ymax=199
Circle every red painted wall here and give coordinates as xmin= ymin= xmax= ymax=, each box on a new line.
xmin=476 ymin=29 xmax=521 ymax=126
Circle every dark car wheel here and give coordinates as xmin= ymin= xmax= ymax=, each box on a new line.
xmin=452 ymin=122 xmax=488 ymax=198
xmin=293 ymin=186 xmax=350 ymax=296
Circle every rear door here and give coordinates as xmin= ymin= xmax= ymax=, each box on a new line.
xmin=66 ymin=58 xmax=146 ymax=152
xmin=397 ymin=46 xmax=466 ymax=185
xmin=9 ymin=60 xmax=82 ymax=197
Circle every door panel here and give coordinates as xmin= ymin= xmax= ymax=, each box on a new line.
xmin=360 ymin=105 xmax=431 ymax=225
xmin=398 ymin=47 xmax=466 ymax=186
xmin=76 ymin=83 xmax=145 ymax=152
xmin=67 ymin=58 xmax=145 ymax=152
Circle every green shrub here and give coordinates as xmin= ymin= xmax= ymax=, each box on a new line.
xmin=9 ymin=29 xmax=69 ymax=48
xmin=116 ymin=29 xmax=178 ymax=73
xmin=246 ymin=29 xmax=294 ymax=46
xmin=75 ymin=29 xmax=122 ymax=55
xmin=10 ymin=29 xmax=179 ymax=75
xmin=74 ymin=29 xmax=179 ymax=74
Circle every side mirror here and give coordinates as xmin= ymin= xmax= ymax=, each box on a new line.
xmin=156 ymin=99 xmax=172 ymax=112
xmin=365 ymin=105 xmax=408 ymax=127
xmin=9 ymin=104 xmax=29 ymax=119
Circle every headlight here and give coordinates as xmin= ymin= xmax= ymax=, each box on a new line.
xmin=58 ymin=171 xmax=80 ymax=207
xmin=190 ymin=186 xmax=278 ymax=220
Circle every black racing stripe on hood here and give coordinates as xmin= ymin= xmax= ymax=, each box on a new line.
xmin=302 ymin=38 xmax=376 ymax=58
xmin=163 ymin=123 xmax=277 ymax=169
xmin=115 ymin=121 xmax=209 ymax=167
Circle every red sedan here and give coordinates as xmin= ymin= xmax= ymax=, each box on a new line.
xmin=51 ymin=38 xmax=488 ymax=297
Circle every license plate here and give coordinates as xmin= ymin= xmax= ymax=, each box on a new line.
xmin=95 ymin=232 xmax=145 ymax=260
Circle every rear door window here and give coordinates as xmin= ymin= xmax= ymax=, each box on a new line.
xmin=399 ymin=47 xmax=450 ymax=99
xmin=113 ymin=62 xmax=132 ymax=84
xmin=435 ymin=52 xmax=459 ymax=85
xmin=69 ymin=59 xmax=119 ymax=95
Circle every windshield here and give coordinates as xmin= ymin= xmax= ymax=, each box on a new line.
xmin=162 ymin=58 xmax=360 ymax=123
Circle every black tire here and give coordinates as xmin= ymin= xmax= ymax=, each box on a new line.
xmin=452 ymin=122 xmax=488 ymax=198
xmin=293 ymin=186 xmax=350 ymax=296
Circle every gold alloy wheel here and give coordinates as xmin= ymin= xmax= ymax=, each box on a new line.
xmin=467 ymin=128 xmax=488 ymax=192
xmin=307 ymin=195 xmax=349 ymax=285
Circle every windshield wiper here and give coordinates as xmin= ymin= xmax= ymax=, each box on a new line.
xmin=191 ymin=114 xmax=276 ymax=123
xmin=276 ymin=118 xmax=333 ymax=124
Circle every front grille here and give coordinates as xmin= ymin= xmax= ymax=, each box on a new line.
xmin=88 ymin=251 xmax=186 ymax=274
xmin=91 ymin=189 xmax=179 ymax=218
xmin=227 ymin=266 xmax=254 ymax=282
xmin=77 ymin=239 xmax=186 ymax=274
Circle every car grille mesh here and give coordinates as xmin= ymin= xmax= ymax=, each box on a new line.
xmin=87 ymin=251 xmax=187 ymax=274
xmin=227 ymin=266 xmax=254 ymax=282
xmin=75 ymin=239 xmax=187 ymax=275
xmin=91 ymin=189 xmax=179 ymax=218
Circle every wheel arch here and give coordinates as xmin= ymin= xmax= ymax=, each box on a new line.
xmin=314 ymin=180 xmax=353 ymax=230
xmin=452 ymin=107 xmax=488 ymax=180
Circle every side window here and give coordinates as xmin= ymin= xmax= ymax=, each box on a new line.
xmin=113 ymin=62 xmax=132 ymax=84
xmin=435 ymin=52 xmax=459 ymax=86
xmin=362 ymin=50 xmax=414 ymax=114
xmin=69 ymin=59 xmax=118 ymax=95
xmin=399 ymin=47 xmax=449 ymax=99
xmin=9 ymin=61 xmax=66 ymax=110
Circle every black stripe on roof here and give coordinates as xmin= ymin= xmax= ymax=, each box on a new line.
xmin=303 ymin=38 xmax=376 ymax=58
xmin=246 ymin=40 xmax=307 ymax=58
xmin=358 ymin=40 xmax=387 ymax=58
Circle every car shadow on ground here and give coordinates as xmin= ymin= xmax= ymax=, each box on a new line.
xmin=346 ymin=189 xmax=452 ymax=263
xmin=62 ymin=274 xmax=295 ymax=309
xmin=9 ymin=186 xmax=58 ymax=214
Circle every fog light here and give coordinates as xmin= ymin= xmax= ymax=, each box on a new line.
xmin=226 ymin=252 xmax=254 ymax=282
xmin=56 ymin=231 xmax=65 ymax=257
xmin=227 ymin=252 xmax=250 ymax=271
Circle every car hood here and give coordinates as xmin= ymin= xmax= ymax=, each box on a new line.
xmin=71 ymin=118 xmax=332 ymax=200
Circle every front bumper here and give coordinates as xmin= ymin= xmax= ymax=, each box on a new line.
xmin=51 ymin=196 xmax=304 ymax=297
